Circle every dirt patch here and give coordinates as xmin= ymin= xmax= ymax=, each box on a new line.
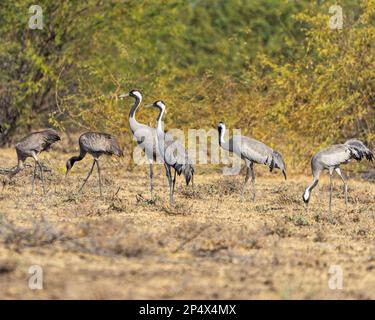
xmin=0 ymin=148 xmax=374 ymax=299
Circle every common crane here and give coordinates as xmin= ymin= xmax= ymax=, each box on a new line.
xmin=0 ymin=129 xmax=61 ymax=194
xmin=148 ymin=101 xmax=194 ymax=205
xmin=303 ymin=139 xmax=373 ymax=213
xmin=217 ymin=122 xmax=286 ymax=202
xmin=66 ymin=132 xmax=123 ymax=197
xmin=119 ymin=90 xmax=159 ymax=200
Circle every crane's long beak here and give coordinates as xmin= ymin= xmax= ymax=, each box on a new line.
xmin=119 ymin=93 xmax=129 ymax=100
xmin=283 ymin=170 xmax=287 ymax=180
xmin=144 ymin=104 xmax=153 ymax=108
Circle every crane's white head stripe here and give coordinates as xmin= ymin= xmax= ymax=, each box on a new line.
xmin=303 ymin=189 xmax=310 ymax=202
xmin=132 ymin=90 xmax=142 ymax=100
xmin=156 ymin=101 xmax=166 ymax=109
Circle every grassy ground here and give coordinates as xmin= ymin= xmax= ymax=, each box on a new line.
xmin=0 ymin=146 xmax=374 ymax=300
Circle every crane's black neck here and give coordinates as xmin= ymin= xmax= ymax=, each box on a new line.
xmin=218 ymin=126 xmax=222 ymax=146
xmin=303 ymin=177 xmax=319 ymax=203
xmin=68 ymin=154 xmax=85 ymax=169
xmin=218 ymin=126 xmax=226 ymax=146
xmin=129 ymin=96 xmax=142 ymax=120
xmin=156 ymin=106 xmax=165 ymax=131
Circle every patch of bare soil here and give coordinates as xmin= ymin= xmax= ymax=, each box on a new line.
xmin=0 ymin=148 xmax=374 ymax=299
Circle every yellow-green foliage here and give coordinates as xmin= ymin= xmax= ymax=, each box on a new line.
xmin=246 ymin=0 xmax=375 ymax=169
xmin=1 ymin=1 xmax=374 ymax=172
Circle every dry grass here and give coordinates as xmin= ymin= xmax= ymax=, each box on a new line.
xmin=0 ymin=147 xmax=374 ymax=299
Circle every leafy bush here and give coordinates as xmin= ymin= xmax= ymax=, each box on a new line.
xmin=0 ymin=0 xmax=373 ymax=172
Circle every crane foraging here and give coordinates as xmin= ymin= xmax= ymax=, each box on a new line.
xmin=303 ymin=139 xmax=373 ymax=213
xmin=66 ymin=132 xmax=123 ymax=197
xmin=0 ymin=129 xmax=61 ymax=194
xmin=148 ymin=101 xmax=194 ymax=205
xmin=119 ymin=90 xmax=160 ymax=200
xmin=217 ymin=122 xmax=286 ymax=202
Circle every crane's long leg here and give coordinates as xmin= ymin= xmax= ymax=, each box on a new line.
xmin=96 ymin=159 xmax=103 ymax=197
xmin=164 ymin=164 xmax=174 ymax=205
xmin=172 ymin=168 xmax=177 ymax=194
xmin=32 ymin=153 xmax=46 ymax=195
xmin=79 ymin=160 xmax=96 ymax=194
xmin=149 ymin=163 xmax=154 ymax=200
xmin=241 ymin=165 xmax=250 ymax=202
xmin=32 ymin=160 xmax=37 ymax=194
xmin=37 ymin=161 xmax=46 ymax=194
xmin=335 ymin=167 xmax=348 ymax=208
xmin=329 ymin=172 xmax=333 ymax=215
xmin=250 ymin=162 xmax=256 ymax=203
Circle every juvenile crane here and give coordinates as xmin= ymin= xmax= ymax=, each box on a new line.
xmin=0 ymin=129 xmax=61 ymax=194
xmin=66 ymin=132 xmax=123 ymax=197
xmin=217 ymin=122 xmax=286 ymax=202
xmin=119 ymin=90 xmax=159 ymax=200
xmin=303 ymin=139 xmax=373 ymax=213
xmin=149 ymin=101 xmax=194 ymax=205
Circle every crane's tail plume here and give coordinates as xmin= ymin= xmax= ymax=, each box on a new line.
xmin=41 ymin=130 xmax=61 ymax=151
xmin=114 ymin=148 xmax=124 ymax=157
xmin=170 ymin=142 xmax=195 ymax=186
xmin=174 ymin=162 xmax=195 ymax=186
xmin=345 ymin=139 xmax=373 ymax=162
xmin=270 ymin=150 xmax=287 ymax=180
xmin=183 ymin=164 xmax=194 ymax=186
xmin=109 ymin=142 xmax=123 ymax=157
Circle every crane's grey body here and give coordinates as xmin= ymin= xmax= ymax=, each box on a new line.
xmin=0 ymin=129 xmax=61 ymax=194
xmin=131 ymin=123 xmax=159 ymax=161
xmin=120 ymin=90 xmax=160 ymax=200
xmin=218 ymin=122 xmax=286 ymax=202
xmin=66 ymin=132 xmax=123 ymax=197
xmin=150 ymin=101 xmax=194 ymax=205
xmin=303 ymin=139 xmax=374 ymax=213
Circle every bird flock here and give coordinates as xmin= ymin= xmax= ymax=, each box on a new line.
xmin=0 ymin=90 xmax=373 ymax=213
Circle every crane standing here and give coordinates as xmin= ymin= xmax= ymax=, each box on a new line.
xmin=217 ymin=122 xmax=286 ymax=202
xmin=303 ymin=139 xmax=373 ymax=213
xmin=66 ymin=132 xmax=123 ymax=197
xmin=149 ymin=101 xmax=194 ymax=205
xmin=119 ymin=90 xmax=159 ymax=200
xmin=0 ymin=129 xmax=61 ymax=194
